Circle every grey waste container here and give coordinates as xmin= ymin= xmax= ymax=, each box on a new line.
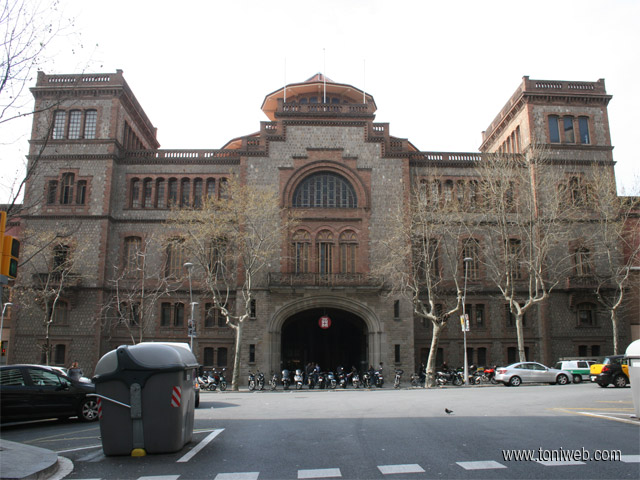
xmin=625 ymin=339 xmax=640 ymax=419
xmin=93 ymin=342 xmax=199 ymax=456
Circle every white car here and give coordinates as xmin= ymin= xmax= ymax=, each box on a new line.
xmin=495 ymin=362 xmax=572 ymax=386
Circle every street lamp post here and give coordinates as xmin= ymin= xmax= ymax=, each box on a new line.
xmin=183 ymin=263 xmax=197 ymax=351
xmin=462 ymin=257 xmax=473 ymax=385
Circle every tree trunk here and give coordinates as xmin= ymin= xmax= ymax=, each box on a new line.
xmin=516 ymin=313 xmax=526 ymax=362
xmin=231 ymin=320 xmax=243 ymax=391
xmin=425 ymin=322 xmax=443 ymax=388
xmin=611 ymin=309 xmax=619 ymax=355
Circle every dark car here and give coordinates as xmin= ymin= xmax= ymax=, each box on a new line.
xmin=590 ymin=355 xmax=629 ymax=388
xmin=0 ymin=364 xmax=99 ymax=423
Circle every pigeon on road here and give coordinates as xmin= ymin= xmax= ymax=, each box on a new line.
xmin=445 ymin=408 xmax=454 ymax=415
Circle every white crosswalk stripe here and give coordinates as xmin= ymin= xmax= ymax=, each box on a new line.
xmin=378 ymin=464 xmax=425 ymax=475
xmin=214 ymin=473 xmax=260 ymax=480
xmin=457 ymin=460 xmax=507 ymax=470
xmin=298 ymin=468 xmax=342 ymax=479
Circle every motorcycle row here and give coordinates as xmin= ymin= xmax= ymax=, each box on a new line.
xmin=426 ymin=365 xmax=498 ymax=386
xmin=197 ymin=368 xmax=228 ymax=391
xmin=247 ymin=366 xmax=408 ymax=391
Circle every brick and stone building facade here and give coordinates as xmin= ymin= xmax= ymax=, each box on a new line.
xmin=7 ymin=71 xmax=635 ymax=377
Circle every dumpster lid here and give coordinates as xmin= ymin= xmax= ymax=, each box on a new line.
xmin=625 ymin=339 xmax=640 ymax=358
xmin=94 ymin=342 xmax=198 ymax=379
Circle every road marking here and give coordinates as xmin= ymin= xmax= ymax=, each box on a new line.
xmin=139 ymin=477 xmax=180 ymax=480
xmin=214 ymin=473 xmax=259 ymax=480
xmin=621 ymin=455 xmax=640 ymax=463
xmin=575 ymin=411 xmax=640 ymax=426
xmin=536 ymin=460 xmax=585 ymax=466
xmin=457 ymin=461 xmax=507 ymax=470
xmin=378 ymin=464 xmax=425 ymax=474
xmin=177 ymin=428 xmax=224 ymax=463
xmin=298 ymin=468 xmax=342 ymax=478
xmin=57 ymin=445 xmax=102 ymax=454
xmin=77 ymin=449 xmax=105 ymax=462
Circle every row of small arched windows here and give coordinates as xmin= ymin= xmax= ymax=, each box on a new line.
xmin=129 ymin=177 xmax=228 ymax=209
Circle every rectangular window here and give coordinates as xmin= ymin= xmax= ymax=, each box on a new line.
xmin=174 ymin=303 xmax=184 ymax=327
xmin=68 ymin=111 xmax=82 ymax=139
xmin=161 ymin=303 xmax=171 ymax=327
xmin=249 ymin=344 xmax=256 ymax=363
xmin=84 ymin=110 xmax=97 ymax=139
xmin=475 ymin=304 xmax=485 ymax=327
xmin=294 ymin=242 xmax=309 ymax=273
xmin=166 ymin=240 xmax=185 ymax=277
xmin=203 ymin=347 xmax=214 ymax=366
xmin=393 ymin=300 xmax=400 ymax=319
xmin=477 ymin=347 xmax=487 ymax=366
xmin=217 ymin=347 xmax=228 ymax=367
xmin=53 ymin=111 xmax=66 ymax=139
xmin=143 ymin=180 xmax=153 ymax=208
xmin=394 ymin=344 xmax=401 ymax=363
xmin=340 ymin=243 xmax=356 ymax=273
xmin=54 ymin=344 xmax=66 ymax=365
xmin=47 ymin=180 xmax=58 ymax=204
xmin=578 ymin=345 xmax=588 ymax=357
xmin=578 ymin=116 xmax=590 ymax=144
xmin=591 ymin=345 xmax=600 ymax=356
xmin=76 ymin=180 xmax=87 ymax=204
xmin=156 ymin=179 xmax=166 ymax=208
xmin=548 ymin=116 xmax=560 ymax=143
xmin=462 ymin=239 xmax=480 ymax=280
xmin=168 ymin=179 xmax=178 ymax=205
xmin=204 ymin=303 xmax=215 ymax=328
xmin=250 ymin=299 xmax=256 ymax=319
xmin=563 ymin=116 xmax=575 ymax=143
xmin=318 ymin=243 xmax=333 ymax=275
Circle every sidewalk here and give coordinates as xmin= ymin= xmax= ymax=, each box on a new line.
xmin=0 ymin=439 xmax=59 ymax=480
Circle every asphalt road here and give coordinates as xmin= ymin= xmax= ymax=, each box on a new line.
xmin=1 ymin=383 xmax=638 ymax=479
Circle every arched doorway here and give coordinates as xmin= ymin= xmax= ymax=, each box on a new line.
xmin=281 ymin=307 xmax=368 ymax=373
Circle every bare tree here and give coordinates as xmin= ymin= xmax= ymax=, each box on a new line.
xmin=14 ymin=226 xmax=84 ymax=364
xmin=474 ymin=147 xmax=566 ymax=362
xmin=583 ymin=172 xmax=640 ymax=354
xmin=168 ymin=178 xmax=296 ymax=390
xmin=102 ymin=234 xmax=180 ymax=344
xmin=373 ymin=172 xmax=466 ymax=387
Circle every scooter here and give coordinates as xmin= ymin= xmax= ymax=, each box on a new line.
xmin=217 ymin=369 xmax=227 ymax=391
xmin=248 ymin=371 xmax=256 ymax=391
xmin=351 ymin=371 xmax=360 ymax=388
xmin=294 ymin=369 xmax=304 ymax=390
xmin=394 ymin=369 xmax=403 ymax=389
xmin=270 ymin=372 xmax=278 ymax=390
xmin=281 ymin=369 xmax=291 ymax=390
xmin=257 ymin=371 xmax=265 ymax=390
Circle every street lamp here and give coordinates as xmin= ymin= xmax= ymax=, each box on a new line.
xmin=462 ymin=257 xmax=473 ymax=386
xmin=183 ymin=263 xmax=198 ymax=351
xmin=0 ymin=302 xmax=13 ymax=350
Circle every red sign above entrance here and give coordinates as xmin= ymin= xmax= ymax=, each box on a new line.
xmin=318 ymin=316 xmax=331 ymax=329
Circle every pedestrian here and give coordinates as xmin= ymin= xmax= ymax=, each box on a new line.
xmin=68 ymin=361 xmax=83 ymax=381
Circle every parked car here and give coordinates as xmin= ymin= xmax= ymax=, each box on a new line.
xmin=0 ymin=364 xmax=99 ymax=423
xmin=495 ymin=362 xmax=572 ymax=386
xmin=590 ymin=355 xmax=630 ymax=388
xmin=554 ymin=360 xmax=596 ymax=383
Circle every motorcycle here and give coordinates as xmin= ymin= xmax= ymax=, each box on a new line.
xmin=256 ymin=371 xmax=265 ymax=391
xmin=317 ymin=371 xmax=326 ymax=389
xmin=281 ymin=369 xmax=291 ymax=390
xmin=217 ymin=368 xmax=227 ymax=391
xmin=307 ymin=372 xmax=316 ymax=389
xmin=477 ymin=366 xmax=497 ymax=384
xmin=207 ymin=371 xmax=218 ymax=391
xmin=248 ymin=371 xmax=256 ymax=391
xmin=394 ymin=369 xmax=403 ymax=389
xmin=410 ymin=372 xmax=425 ymax=388
xmin=294 ymin=369 xmax=304 ymax=390
xmin=362 ymin=371 xmax=371 ymax=388
xmin=374 ymin=369 xmax=384 ymax=388
xmin=270 ymin=372 xmax=278 ymax=390
xmin=326 ymin=371 xmax=337 ymax=389
xmin=351 ymin=371 xmax=360 ymax=388
xmin=338 ymin=370 xmax=347 ymax=389
xmin=435 ymin=368 xmax=463 ymax=386
xmin=197 ymin=374 xmax=211 ymax=391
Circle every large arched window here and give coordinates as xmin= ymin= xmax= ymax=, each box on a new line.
xmin=292 ymin=172 xmax=357 ymax=208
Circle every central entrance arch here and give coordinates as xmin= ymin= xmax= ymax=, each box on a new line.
xmin=281 ymin=307 xmax=368 ymax=373
xmin=268 ymin=295 xmax=383 ymax=374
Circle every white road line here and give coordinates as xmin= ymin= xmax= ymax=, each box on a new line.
xmin=536 ymin=460 xmax=585 ymax=466
xmin=298 ymin=468 xmax=342 ymax=479
xmin=56 ymin=444 xmax=102 ymax=454
xmin=457 ymin=461 xmax=507 ymax=470
xmin=576 ymin=411 xmax=640 ymax=426
xmin=138 ymin=476 xmax=180 ymax=480
xmin=378 ymin=464 xmax=425 ymax=474
xmin=214 ymin=473 xmax=260 ymax=480
xmin=621 ymin=455 xmax=640 ymax=463
xmin=177 ymin=428 xmax=224 ymax=463
xmin=77 ymin=449 xmax=105 ymax=462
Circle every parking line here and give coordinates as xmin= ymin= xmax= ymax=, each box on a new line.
xmin=457 ymin=461 xmax=507 ymax=470
xmin=177 ymin=428 xmax=224 ymax=463
xmin=298 ymin=468 xmax=342 ymax=478
xmin=378 ymin=464 xmax=425 ymax=474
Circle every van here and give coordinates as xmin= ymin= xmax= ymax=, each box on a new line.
xmin=554 ymin=360 xmax=595 ymax=383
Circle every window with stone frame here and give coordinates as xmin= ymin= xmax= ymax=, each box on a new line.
xmin=574 ymin=246 xmax=593 ymax=276
xmin=47 ymin=299 xmax=69 ymax=325
xmin=76 ymin=180 xmax=87 ymax=204
xmin=143 ymin=178 xmax=153 ymax=208
xmin=548 ymin=115 xmax=560 ymax=143
xmin=52 ymin=110 xmax=66 ymax=139
xmin=203 ymin=347 xmax=214 ymax=366
xmin=462 ymin=238 xmax=480 ymax=280
xmin=578 ymin=116 xmax=590 ymax=144
xmin=317 ymin=230 xmax=334 ymax=275
xmin=292 ymin=230 xmax=311 ymax=273
xmin=165 ymin=238 xmax=186 ymax=278
xmin=217 ymin=347 xmax=228 ymax=367
xmin=506 ymin=238 xmax=524 ymax=280
xmin=84 ymin=110 xmax=97 ymax=139
xmin=505 ymin=304 xmax=526 ymax=328
xmin=174 ymin=302 xmax=185 ymax=327
xmin=47 ymin=180 xmax=58 ymax=204
xmin=204 ymin=303 xmax=227 ymax=328
xmin=339 ymin=230 xmax=358 ymax=274
xmin=160 ymin=302 xmax=172 ymax=327
xmin=123 ymin=236 xmax=142 ymax=275
xmin=52 ymin=244 xmax=71 ymax=272
xmin=156 ymin=178 xmax=166 ymax=208
xmin=68 ymin=110 xmax=82 ymax=139
xmin=181 ymin=178 xmax=191 ymax=207
xmin=577 ymin=302 xmax=597 ymax=327
xmin=60 ymin=173 xmax=75 ymax=204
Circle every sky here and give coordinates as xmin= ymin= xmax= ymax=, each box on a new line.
xmin=2 ymin=0 xmax=639 ymax=201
